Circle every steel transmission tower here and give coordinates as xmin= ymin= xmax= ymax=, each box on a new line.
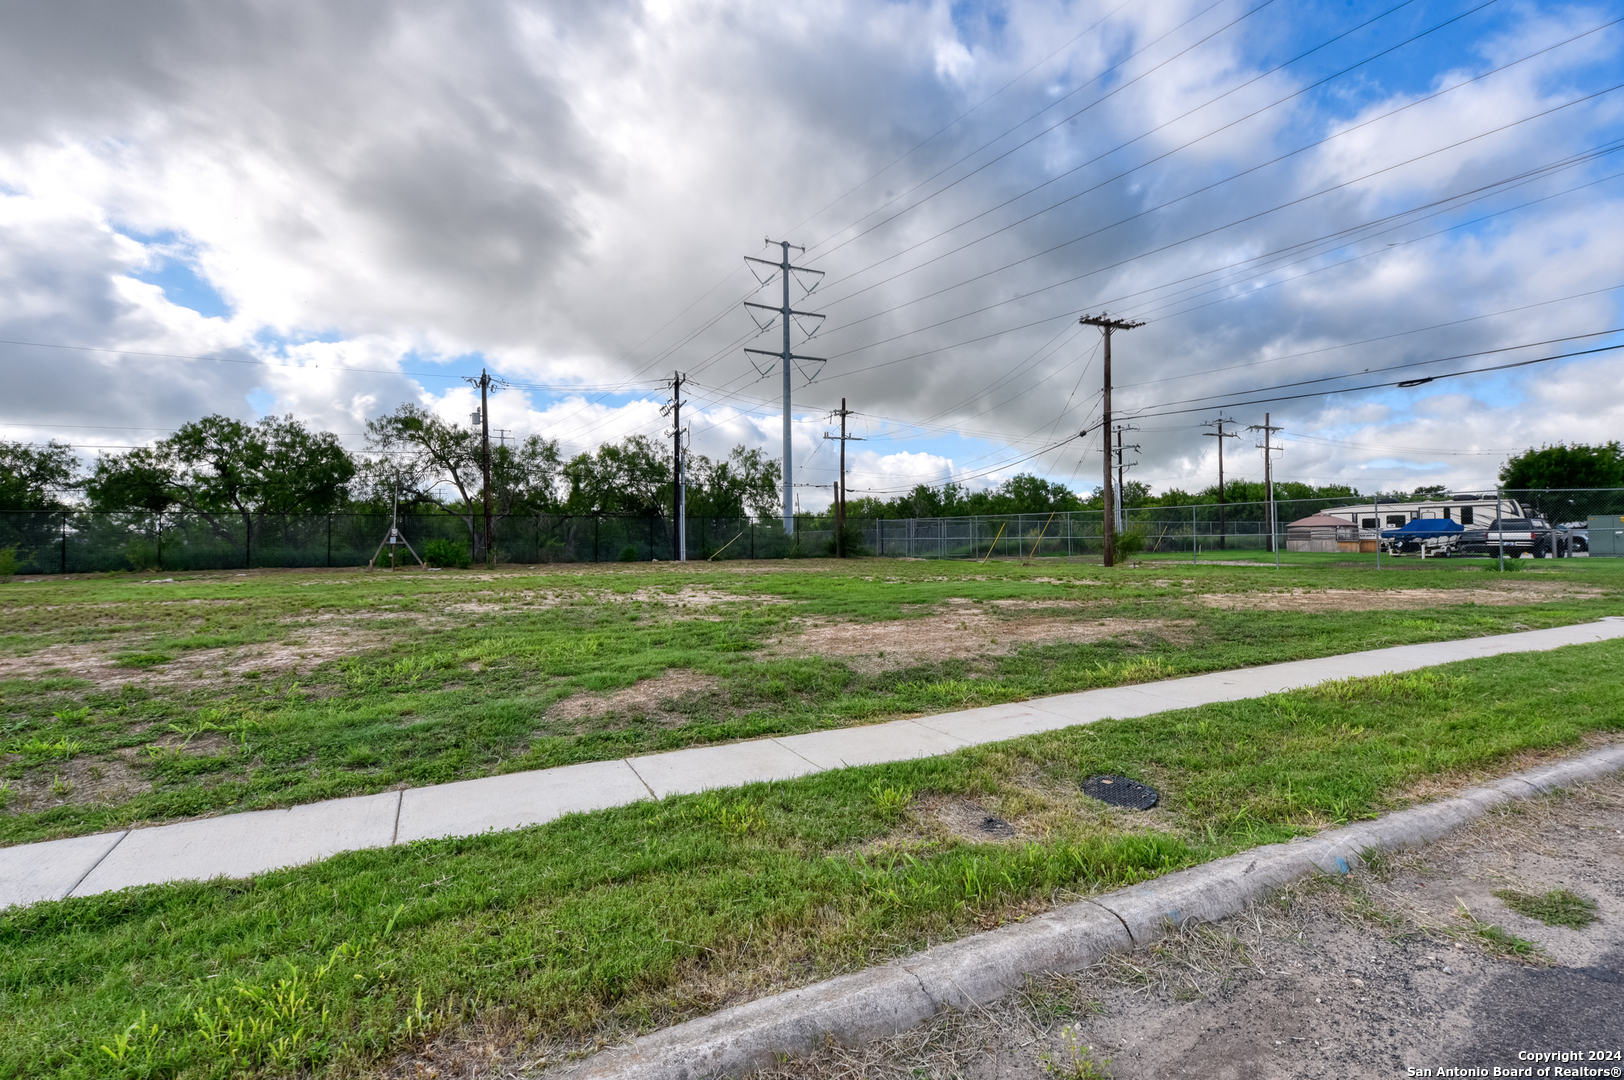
xmin=744 ymin=241 xmax=825 ymax=533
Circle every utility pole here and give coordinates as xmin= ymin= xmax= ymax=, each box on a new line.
xmin=744 ymin=241 xmax=825 ymax=535
xmin=1113 ymin=424 xmax=1140 ymax=533
xmin=662 ymin=372 xmax=687 ymax=561
xmin=464 ymin=368 xmax=503 ymax=568
xmin=1079 ymin=312 xmax=1144 ymax=567
xmin=1248 ymin=413 xmax=1283 ymax=565
xmin=1201 ymin=416 xmax=1239 ymax=550
xmin=824 ymin=398 xmax=864 ymax=557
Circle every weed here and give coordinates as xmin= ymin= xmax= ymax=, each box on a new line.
xmin=98 ymin=1010 xmax=162 ymax=1075
xmin=1493 ymin=887 xmax=1599 ymax=929
xmin=1041 ymin=1024 xmax=1113 ymax=1079
xmin=1358 ymin=845 xmax=1395 ymax=881
xmin=49 ymin=773 xmax=72 ymax=798
xmin=11 ymin=736 xmax=83 ymax=759
xmin=868 ymin=781 xmax=914 ymax=816
xmin=52 ymin=705 xmax=92 ymax=724
xmin=1472 ymin=922 xmax=1541 ymax=956
xmin=1457 ymin=897 xmax=1542 ymax=957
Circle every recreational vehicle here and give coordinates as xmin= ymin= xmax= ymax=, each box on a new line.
xmin=1319 ymin=493 xmax=1525 ymax=531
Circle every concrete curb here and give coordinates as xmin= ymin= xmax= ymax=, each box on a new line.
xmin=567 ymin=742 xmax=1624 ymax=1080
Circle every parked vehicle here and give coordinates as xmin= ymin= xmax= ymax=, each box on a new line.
xmin=1322 ymin=493 xmax=1524 ymax=531
xmin=1560 ymin=522 xmax=1590 ymax=553
xmin=1455 ymin=517 xmax=1569 ymax=558
xmin=1378 ymin=518 xmax=1465 ymax=556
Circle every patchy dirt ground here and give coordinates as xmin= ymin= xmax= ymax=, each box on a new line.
xmin=742 ymin=776 xmax=1624 ymax=1080
xmin=1193 ymin=582 xmax=1604 ymax=612
xmin=0 ymin=751 xmax=151 ymax=814
xmin=547 ymin=669 xmax=722 ymax=726
xmin=0 ymin=626 xmax=387 ymax=689
xmin=766 ymin=605 xmax=1195 ymax=672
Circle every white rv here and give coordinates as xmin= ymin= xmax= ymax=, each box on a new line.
xmin=1319 ymin=493 xmax=1526 ymax=532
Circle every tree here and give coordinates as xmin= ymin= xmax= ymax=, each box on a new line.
xmin=0 ymin=441 xmax=78 ymax=512
xmin=87 ymin=415 xmax=354 ymax=531
xmin=562 ymin=435 xmax=669 ymax=517
xmin=686 ymin=446 xmax=782 ymax=519
xmin=1499 ymin=443 xmax=1624 ymax=490
xmin=85 ymin=446 xmax=177 ymax=514
xmin=364 ymin=403 xmax=560 ymax=556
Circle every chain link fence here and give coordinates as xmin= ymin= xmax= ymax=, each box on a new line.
xmin=3 ymin=489 xmax=1621 ymax=574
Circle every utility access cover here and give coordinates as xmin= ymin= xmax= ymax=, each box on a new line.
xmin=1082 ymin=774 xmax=1159 ymax=811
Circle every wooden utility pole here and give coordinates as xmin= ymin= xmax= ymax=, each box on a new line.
xmin=1202 ymin=416 xmax=1238 ymax=549
xmin=663 ymin=372 xmax=687 ymax=560
xmin=1079 ymin=313 xmax=1144 ymax=567
xmin=824 ymin=398 xmax=863 ymax=557
xmin=479 ymin=369 xmax=494 ymax=568
xmin=463 ymin=368 xmax=505 ymax=568
xmin=1248 ymin=413 xmax=1284 ymax=560
xmin=1113 ymin=424 xmax=1140 ymax=533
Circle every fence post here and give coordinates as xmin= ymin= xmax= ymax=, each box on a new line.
xmin=60 ymin=512 xmax=67 ymax=574
xmin=327 ymin=515 xmax=332 ymax=567
xmin=594 ymin=517 xmax=600 ymax=562
xmin=157 ymin=512 xmax=163 ymax=572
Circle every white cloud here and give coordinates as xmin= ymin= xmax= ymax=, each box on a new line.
xmin=0 ymin=0 xmax=1617 ymax=501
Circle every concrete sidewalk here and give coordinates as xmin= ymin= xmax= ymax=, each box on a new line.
xmin=4 ymin=619 xmax=1621 ymax=910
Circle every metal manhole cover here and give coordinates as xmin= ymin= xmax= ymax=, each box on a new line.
xmin=1082 ymin=774 xmax=1159 ymax=810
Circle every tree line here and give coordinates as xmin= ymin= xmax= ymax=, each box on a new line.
xmin=3 ymin=415 xmax=1619 ymax=545
xmin=0 ymin=406 xmax=780 ymax=558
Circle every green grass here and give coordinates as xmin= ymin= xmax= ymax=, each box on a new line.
xmin=2 ymin=556 xmax=1619 ymax=845
xmin=1493 ymin=887 xmax=1600 ymax=929
xmin=2 ymin=639 xmax=1621 ymax=1079
xmin=1470 ymin=922 xmax=1543 ymax=957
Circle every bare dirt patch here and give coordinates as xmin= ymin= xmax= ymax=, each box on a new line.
xmin=0 ymin=753 xmax=150 ymax=816
xmin=549 ymin=669 xmax=722 ymax=725
xmin=1194 ymin=583 xmax=1603 ymax=612
xmin=766 ymin=608 xmax=1194 ymax=671
xmin=0 ymin=627 xmax=386 ymax=689
xmin=741 ymin=776 xmax=1624 ymax=1080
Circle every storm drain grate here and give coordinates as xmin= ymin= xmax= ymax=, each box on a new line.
xmin=1082 ymin=774 xmax=1159 ymax=810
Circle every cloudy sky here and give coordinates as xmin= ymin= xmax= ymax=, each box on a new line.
xmin=1 ymin=0 xmax=1621 ymax=508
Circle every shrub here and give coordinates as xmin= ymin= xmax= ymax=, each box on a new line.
xmin=825 ymin=522 xmax=870 ymax=558
xmin=423 ymin=538 xmax=471 ymax=569
xmin=0 ymin=546 xmax=16 ymax=581
xmin=618 ymin=545 xmax=639 ymax=562
xmin=1115 ymin=529 xmax=1145 ymax=557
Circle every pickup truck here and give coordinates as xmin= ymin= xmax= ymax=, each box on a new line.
xmin=1455 ymin=517 xmax=1568 ymax=558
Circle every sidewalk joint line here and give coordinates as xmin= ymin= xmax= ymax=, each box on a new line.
xmin=769 ymin=738 xmax=822 ymax=771
xmin=65 ymin=831 xmax=128 ymax=900
xmin=390 ymin=789 xmax=404 ymax=846
xmin=625 ymin=759 xmax=657 ymax=800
